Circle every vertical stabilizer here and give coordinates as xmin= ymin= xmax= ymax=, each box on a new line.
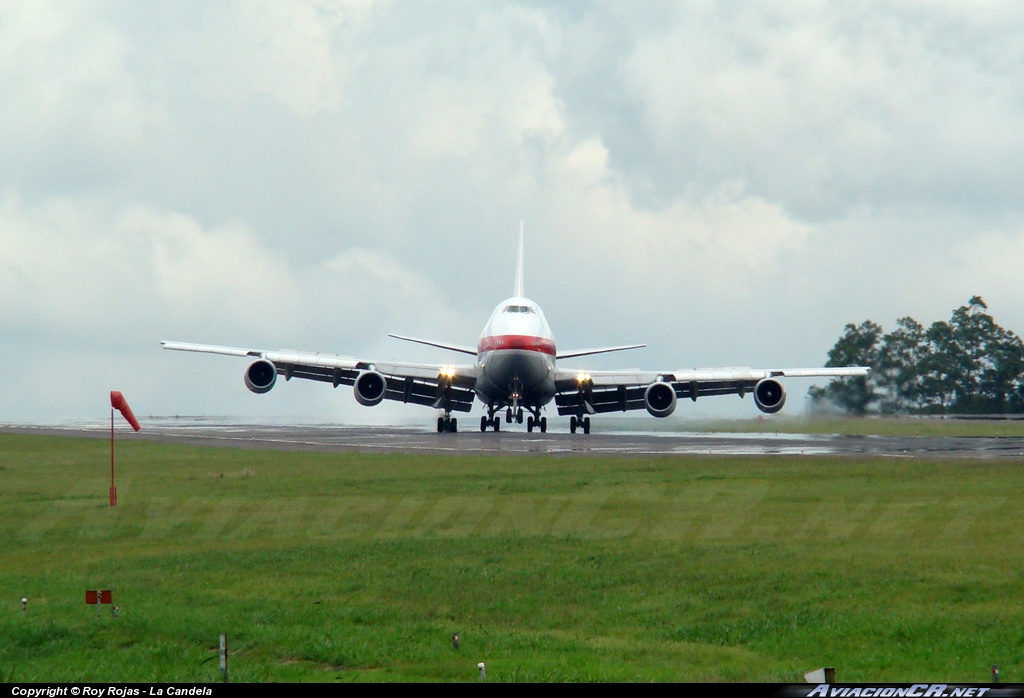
xmin=514 ymin=221 xmax=525 ymax=298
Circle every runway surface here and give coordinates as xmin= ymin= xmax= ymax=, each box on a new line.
xmin=5 ymin=418 xmax=1024 ymax=458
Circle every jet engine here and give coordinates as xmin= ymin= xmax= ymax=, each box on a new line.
xmin=644 ymin=381 xmax=677 ymax=418
xmin=244 ymin=359 xmax=277 ymax=394
xmin=354 ymin=370 xmax=387 ymax=407
xmin=754 ymin=378 xmax=786 ymax=414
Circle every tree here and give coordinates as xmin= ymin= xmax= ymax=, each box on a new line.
xmin=813 ymin=297 xmax=1024 ymax=415
xmin=949 ymin=296 xmax=1024 ymax=413
xmin=808 ymin=320 xmax=882 ymax=415
xmin=917 ymin=296 xmax=1024 ymax=413
xmin=875 ymin=317 xmax=928 ymax=413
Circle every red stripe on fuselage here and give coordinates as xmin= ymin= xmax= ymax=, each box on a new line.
xmin=478 ymin=334 xmax=556 ymax=356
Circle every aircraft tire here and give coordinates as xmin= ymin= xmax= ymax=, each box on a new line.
xmin=450 ymin=418 xmax=457 ymax=433
xmin=570 ymin=416 xmax=577 ymax=434
xmin=480 ymin=416 xmax=488 ymax=432
xmin=506 ymin=408 xmax=512 ymax=423
xmin=540 ymin=417 xmax=547 ymax=433
xmin=527 ymin=416 xmax=534 ymax=433
xmin=494 ymin=419 xmax=500 ymax=432
xmin=583 ymin=417 xmax=591 ymax=435
xmin=516 ymin=409 xmax=523 ymax=424
xmin=438 ymin=417 xmax=445 ymax=433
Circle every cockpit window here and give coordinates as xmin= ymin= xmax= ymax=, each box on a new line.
xmin=504 ymin=305 xmax=534 ymax=314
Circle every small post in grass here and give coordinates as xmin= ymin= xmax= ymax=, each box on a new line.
xmin=219 ymin=633 xmax=228 ymax=682
xmin=992 ymin=664 xmax=999 ymax=683
xmin=804 ymin=667 xmax=836 ymax=683
xmin=21 ymin=597 xmax=26 ymax=612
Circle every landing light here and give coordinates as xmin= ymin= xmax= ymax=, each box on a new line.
xmin=440 ymin=367 xmax=456 ymax=379
xmin=576 ymin=372 xmax=591 ymax=383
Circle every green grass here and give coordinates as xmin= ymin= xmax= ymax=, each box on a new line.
xmin=1 ymin=433 xmax=1022 ymax=682
xmin=693 ymin=415 xmax=1024 ymax=437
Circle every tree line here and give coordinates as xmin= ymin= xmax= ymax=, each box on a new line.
xmin=809 ymin=296 xmax=1024 ymax=415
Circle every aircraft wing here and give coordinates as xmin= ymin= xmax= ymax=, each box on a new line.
xmin=161 ymin=341 xmax=479 ymax=413
xmin=552 ymin=365 xmax=870 ymax=416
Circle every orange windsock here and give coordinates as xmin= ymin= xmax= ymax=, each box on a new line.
xmin=110 ymin=391 xmax=141 ymax=432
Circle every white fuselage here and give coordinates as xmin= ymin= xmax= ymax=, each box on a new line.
xmin=474 ymin=296 xmax=557 ymax=410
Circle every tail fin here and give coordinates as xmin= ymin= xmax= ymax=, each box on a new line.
xmin=514 ymin=221 xmax=525 ymax=298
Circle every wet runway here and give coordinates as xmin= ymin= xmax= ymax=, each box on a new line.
xmin=6 ymin=418 xmax=1024 ymax=459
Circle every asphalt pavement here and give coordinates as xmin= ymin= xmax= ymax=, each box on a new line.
xmin=5 ymin=419 xmax=1024 ymax=459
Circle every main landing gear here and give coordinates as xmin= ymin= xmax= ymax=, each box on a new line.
xmin=437 ymin=415 xmax=458 ymax=433
xmin=486 ymin=405 xmax=545 ymax=432
xmin=475 ymin=411 xmax=587 ymax=434
xmin=569 ymin=416 xmax=591 ymax=434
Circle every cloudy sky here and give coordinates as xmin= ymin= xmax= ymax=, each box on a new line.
xmin=3 ymin=0 xmax=1024 ymax=425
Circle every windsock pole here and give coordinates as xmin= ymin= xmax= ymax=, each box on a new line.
xmin=110 ymin=407 xmax=117 ymax=506
xmin=109 ymin=391 xmax=141 ymax=507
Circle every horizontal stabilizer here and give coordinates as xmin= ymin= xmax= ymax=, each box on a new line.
xmin=388 ymin=334 xmax=478 ymax=356
xmin=557 ymin=344 xmax=645 ymax=360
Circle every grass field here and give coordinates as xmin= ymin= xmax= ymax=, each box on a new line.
xmin=1 ymin=432 xmax=1022 ymax=682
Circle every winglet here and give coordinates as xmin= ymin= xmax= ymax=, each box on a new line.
xmin=514 ymin=221 xmax=525 ymax=298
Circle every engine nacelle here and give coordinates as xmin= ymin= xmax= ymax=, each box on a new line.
xmin=754 ymin=378 xmax=786 ymax=414
xmin=354 ymin=370 xmax=387 ymax=407
xmin=244 ymin=359 xmax=277 ymax=394
xmin=644 ymin=381 xmax=677 ymax=418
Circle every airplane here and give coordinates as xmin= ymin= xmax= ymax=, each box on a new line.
xmin=162 ymin=226 xmax=869 ymax=434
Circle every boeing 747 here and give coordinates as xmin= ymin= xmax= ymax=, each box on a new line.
xmin=163 ymin=227 xmax=868 ymax=433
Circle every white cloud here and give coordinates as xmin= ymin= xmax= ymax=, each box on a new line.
xmin=191 ymin=0 xmax=380 ymax=118
xmin=614 ymin=2 xmax=1024 ymax=216
xmin=543 ymin=138 xmax=810 ymax=299
xmin=0 ymin=195 xmax=457 ymax=346
xmin=0 ymin=0 xmax=161 ymax=171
